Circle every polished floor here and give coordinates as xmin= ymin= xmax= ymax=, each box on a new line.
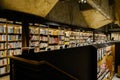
xmin=0 ymin=74 xmax=120 ymax=80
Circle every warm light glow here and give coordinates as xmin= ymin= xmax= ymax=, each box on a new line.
xmin=78 ymin=0 xmax=87 ymax=3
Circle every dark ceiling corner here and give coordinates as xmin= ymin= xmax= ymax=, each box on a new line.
xmin=109 ymin=0 xmax=114 ymax=6
xmin=79 ymin=3 xmax=93 ymax=11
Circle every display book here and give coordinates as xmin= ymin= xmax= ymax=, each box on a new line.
xmin=0 ymin=18 xmax=22 ymax=76
xmin=96 ymin=43 xmax=115 ymax=80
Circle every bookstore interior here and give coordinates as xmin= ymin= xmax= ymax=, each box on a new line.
xmin=0 ymin=0 xmax=120 ymax=80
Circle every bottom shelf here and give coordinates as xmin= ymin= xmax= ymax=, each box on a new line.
xmin=0 ymin=72 xmax=9 ymax=77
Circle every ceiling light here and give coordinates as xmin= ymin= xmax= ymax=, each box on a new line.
xmin=78 ymin=0 xmax=87 ymax=4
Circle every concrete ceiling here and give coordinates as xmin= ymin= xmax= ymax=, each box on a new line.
xmin=0 ymin=0 xmax=118 ymax=29
xmin=81 ymin=9 xmax=112 ymax=29
xmin=1 ymin=0 xmax=58 ymax=17
xmin=114 ymin=0 xmax=120 ymax=26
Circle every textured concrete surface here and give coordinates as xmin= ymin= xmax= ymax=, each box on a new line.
xmin=1 ymin=0 xmax=58 ymax=17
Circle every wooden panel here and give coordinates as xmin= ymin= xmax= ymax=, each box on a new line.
xmin=81 ymin=9 xmax=112 ymax=29
xmin=1 ymin=0 xmax=58 ymax=17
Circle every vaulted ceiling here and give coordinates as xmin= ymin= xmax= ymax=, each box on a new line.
xmin=0 ymin=0 xmax=120 ymax=29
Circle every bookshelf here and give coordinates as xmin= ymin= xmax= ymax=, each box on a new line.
xmin=48 ymin=28 xmax=59 ymax=50
xmin=0 ymin=19 xmax=9 ymax=76
xmin=58 ymin=28 xmax=65 ymax=49
xmin=111 ymin=32 xmax=120 ymax=41
xmin=7 ymin=22 xmax=22 ymax=56
xmin=95 ymin=33 xmax=106 ymax=42
xmin=64 ymin=30 xmax=70 ymax=48
xmin=79 ymin=31 xmax=93 ymax=45
xmin=29 ymin=23 xmax=40 ymax=52
xmin=97 ymin=45 xmax=114 ymax=80
xmin=28 ymin=24 xmax=96 ymax=52
xmin=0 ymin=18 xmax=23 ymax=76
xmin=39 ymin=25 xmax=49 ymax=52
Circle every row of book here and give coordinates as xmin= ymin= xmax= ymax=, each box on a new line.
xmin=48 ymin=29 xmax=59 ymax=35
xmin=8 ymin=49 xmax=22 ymax=56
xmin=0 ymin=35 xmax=6 ymax=41
xmin=40 ymin=28 xmax=48 ymax=35
xmin=40 ymin=36 xmax=48 ymax=41
xmin=8 ymin=42 xmax=22 ymax=48
xmin=29 ymin=27 xmax=39 ymax=34
xmin=30 ymin=35 xmax=39 ymax=40
xmin=49 ymin=37 xmax=58 ymax=44
xmin=0 ymin=51 xmax=7 ymax=58
xmin=40 ymin=43 xmax=48 ymax=48
xmin=97 ymin=46 xmax=112 ymax=61
xmin=0 ymin=58 xmax=8 ymax=66
xmin=8 ymin=26 xmax=22 ymax=34
xmin=0 ymin=66 xmax=9 ymax=75
xmin=97 ymin=63 xmax=110 ymax=80
xmin=8 ymin=35 xmax=22 ymax=41
xmin=0 ymin=24 xmax=6 ymax=33
xmin=0 ymin=43 xmax=7 ymax=49
xmin=29 ymin=41 xmax=39 ymax=47
xmin=111 ymin=33 xmax=120 ymax=41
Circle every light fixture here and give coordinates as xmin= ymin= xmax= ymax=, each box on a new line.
xmin=78 ymin=0 xmax=87 ymax=4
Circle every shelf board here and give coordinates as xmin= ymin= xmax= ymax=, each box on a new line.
xmin=0 ymin=33 xmax=6 ymax=35
xmin=0 ymin=49 xmax=7 ymax=51
xmin=49 ymin=35 xmax=58 ymax=37
xmin=0 ymin=57 xmax=8 ymax=59
xmin=59 ymin=35 xmax=64 ymax=36
xmin=30 ymin=33 xmax=39 ymax=35
xmin=40 ymin=47 xmax=46 ymax=49
xmin=0 ymin=41 xmax=6 ymax=43
xmin=49 ymin=43 xmax=58 ymax=45
xmin=40 ymin=34 xmax=48 ymax=36
xmin=8 ymin=33 xmax=22 ymax=35
xmin=0 ymin=64 xmax=8 ymax=68
xmin=30 ymin=40 xmax=39 ymax=42
xmin=40 ymin=41 xmax=48 ymax=43
xmin=8 ymin=40 xmax=22 ymax=42
xmin=8 ymin=48 xmax=21 ymax=50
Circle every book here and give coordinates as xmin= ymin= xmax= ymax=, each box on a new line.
xmin=0 ymin=67 xmax=6 ymax=74
xmin=8 ymin=26 xmax=14 ymax=33
xmin=0 ymin=50 xmax=7 ymax=58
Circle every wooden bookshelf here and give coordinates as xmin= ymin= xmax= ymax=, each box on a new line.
xmin=97 ymin=45 xmax=114 ymax=80
xmin=0 ymin=18 xmax=22 ymax=76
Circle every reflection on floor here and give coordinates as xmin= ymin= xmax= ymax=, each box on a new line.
xmin=0 ymin=74 xmax=120 ymax=80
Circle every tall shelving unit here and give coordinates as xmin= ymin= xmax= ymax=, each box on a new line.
xmin=39 ymin=24 xmax=49 ymax=52
xmin=7 ymin=21 xmax=22 ymax=56
xmin=58 ymin=27 xmax=65 ymax=49
xmin=48 ymin=28 xmax=59 ymax=50
xmin=29 ymin=23 xmax=40 ymax=52
xmin=0 ymin=18 xmax=22 ymax=76
xmin=96 ymin=44 xmax=115 ymax=80
xmin=0 ymin=19 xmax=9 ymax=76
